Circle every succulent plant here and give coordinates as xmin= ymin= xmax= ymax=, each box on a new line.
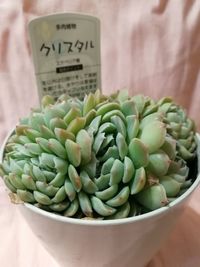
xmin=128 ymin=93 xmax=197 ymax=161
xmin=0 ymin=90 xmax=197 ymax=219
xmin=157 ymin=97 xmax=197 ymax=160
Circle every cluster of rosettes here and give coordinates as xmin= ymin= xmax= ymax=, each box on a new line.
xmin=0 ymin=90 xmax=197 ymax=219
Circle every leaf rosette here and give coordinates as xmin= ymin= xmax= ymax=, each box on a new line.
xmin=0 ymin=90 xmax=197 ymax=219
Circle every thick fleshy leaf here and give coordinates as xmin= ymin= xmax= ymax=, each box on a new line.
xmin=4 ymin=176 xmax=17 ymax=192
xmin=142 ymin=103 xmax=158 ymax=117
xmin=101 ymin=158 xmax=115 ymax=175
xmin=67 ymin=117 xmax=86 ymax=135
xmin=49 ymin=173 xmax=65 ymax=187
xmin=126 ymin=115 xmax=139 ymax=141
xmin=140 ymin=121 xmax=166 ymax=153
xmin=130 ymin=167 xmax=146 ymax=194
xmin=85 ymin=109 xmax=97 ymax=126
xmin=36 ymin=137 xmax=52 ymax=153
xmin=159 ymin=176 xmax=181 ymax=197
xmin=166 ymin=112 xmax=181 ymax=123
xmin=101 ymin=134 xmax=114 ymax=150
xmin=24 ymin=143 xmax=42 ymax=156
xmin=178 ymin=145 xmax=195 ymax=160
xmin=128 ymin=138 xmax=149 ymax=168
xmin=49 ymin=201 xmax=69 ymax=212
xmin=98 ymin=122 xmax=116 ymax=134
xmin=21 ymin=174 xmax=36 ymax=190
xmin=96 ymin=102 xmax=120 ymax=116
xmin=161 ymin=136 xmax=176 ymax=160
xmin=83 ymin=93 xmax=96 ymax=115
xmin=78 ymin=191 xmax=93 ymax=217
xmin=94 ymin=89 xmax=107 ymax=105
xmin=64 ymin=179 xmax=76 ymax=201
xmin=15 ymin=135 xmax=32 ymax=145
xmin=95 ymin=174 xmax=110 ymax=191
xmin=68 ymin=165 xmax=82 ymax=192
xmin=102 ymin=110 xmax=126 ymax=123
xmin=147 ymin=151 xmax=170 ymax=177
xmin=65 ymin=139 xmax=81 ymax=167
xmin=169 ymin=173 xmax=187 ymax=183
xmin=17 ymin=189 xmax=35 ymax=203
xmin=63 ymin=107 xmax=82 ymax=125
xmin=29 ymin=113 xmax=46 ymax=131
xmin=116 ymin=133 xmax=128 ymax=160
xmin=88 ymin=115 xmax=102 ymax=136
xmin=82 ymin=153 xmax=98 ymax=178
xmin=40 ymin=125 xmax=55 ymax=139
xmin=111 ymin=116 xmax=126 ymax=137
xmin=33 ymin=191 xmax=52 ymax=205
xmin=106 ymin=186 xmax=130 ymax=207
xmin=49 ymin=118 xmax=66 ymax=131
xmin=52 ymin=186 xmax=67 ymax=203
xmin=157 ymin=97 xmax=173 ymax=107
xmin=140 ymin=112 xmax=163 ymax=129
xmin=106 ymin=202 xmax=130 ymax=220
xmin=0 ymin=161 xmax=11 ymax=175
xmin=76 ymin=129 xmax=92 ymax=165
xmin=121 ymin=100 xmax=138 ymax=117
xmin=80 ymin=171 xmax=98 ymax=194
xmin=16 ymin=125 xmax=30 ymax=136
xmin=91 ymin=196 xmax=116 ymax=216
xmin=10 ymin=159 xmax=23 ymax=175
xmin=43 ymin=171 xmax=55 ymax=182
xmin=136 ymin=184 xmax=168 ymax=210
xmin=167 ymin=160 xmax=181 ymax=174
xmin=53 ymin=157 xmax=68 ymax=174
xmin=116 ymin=89 xmax=129 ymax=102
xmin=54 ymin=128 xmax=75 ymax=144
xmin=36 ymin=181 xmax=59 ymax=197
xmin=109 ymin=159 xmax=124 ymax=185
xmin=48 ymin=138 xmax=67 ymax=159
xmin=93 ymin=132 xmax=105 ymax=154
xmin=122 ymin=156 xmax=135 ymax=183
xmin=64 ymin=198 xmax=79 ymax=217
xmin=25 ymin=128 xmax=42 ymax=141
xmin=132 ymin=95 xmax=145 ymax=114
xmin=95 ymin=185 xmax=118 ymax=201
xmin=42 ymin=95 xmax=54 ymax=108
xmin=8 ymin=173 xmax=25 ymax=190
xmin=44 ymin=106 xmax=65 ymax=125
xmin=99 ymin=146 xmax=119 ymax=162
xmin=39 ymin=153 xmax=55 ymax=169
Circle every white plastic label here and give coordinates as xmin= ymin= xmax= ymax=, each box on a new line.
xmin=29 ymin=13 xmax=101 ymax=100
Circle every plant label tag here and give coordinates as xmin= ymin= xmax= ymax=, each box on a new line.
xmin=28 ymin=13 xmax=101 ymax=100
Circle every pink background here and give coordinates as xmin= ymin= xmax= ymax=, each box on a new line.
xmin=0 ymin=1 xmax=200 ymax=266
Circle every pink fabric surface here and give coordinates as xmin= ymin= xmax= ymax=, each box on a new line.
xmin=0 ymin=1 xmax=200 ymax=266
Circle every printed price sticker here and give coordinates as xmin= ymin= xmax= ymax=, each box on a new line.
xmin=29 ymin=13 xmax=101 ymax=100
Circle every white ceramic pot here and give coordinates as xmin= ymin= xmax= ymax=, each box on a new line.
xmin=1 ymin=132 xmax=200 ymax=267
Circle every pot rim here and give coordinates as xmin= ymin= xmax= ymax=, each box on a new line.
xmin=1 ymin=128 xmax=200 ymax=226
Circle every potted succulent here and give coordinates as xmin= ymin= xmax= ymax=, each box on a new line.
xmin=0 ymin=90 xmax=199 ymax=267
